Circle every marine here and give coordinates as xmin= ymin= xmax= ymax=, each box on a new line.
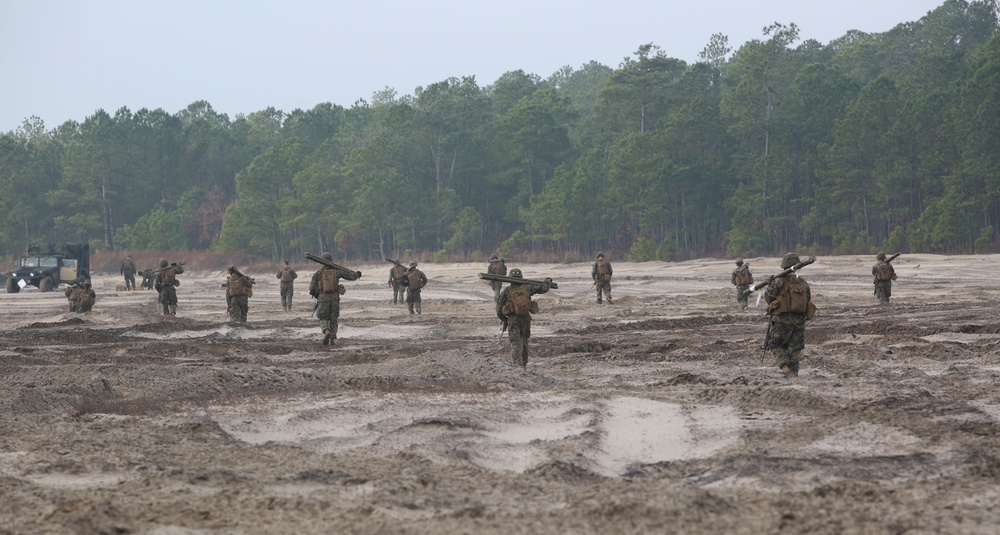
xmin=309 ymin=252 xmax=361 ymax=346
xmin=591 ymin=251 xmax=613 ymax=304
xmin=496 ymin=268 xmax=552 ymax=367
xmin=763 ymin=253 xmax=814 ymax=377
xmin=154 ymin=259 xmax=184 ymax=316
xmin=276 ymin=260 xmax=297 ymax=312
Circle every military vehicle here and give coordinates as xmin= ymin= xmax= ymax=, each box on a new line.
xmin=5 ymin=243 xmax=90 ymax=293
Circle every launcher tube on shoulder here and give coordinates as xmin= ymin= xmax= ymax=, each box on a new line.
xmin=479 ymin=273 xmax=557 ymax=289
xmin=386 ymin=258 xmax=405 ymax=269
xmin=230 ymin=266 xmax=255 ymax=285
xmin=306 ymin=253 xmax=362 ymax=278
xmin=152 ymin=262 xmax=185 ymax=275
xmin=886 ymin=252 xmax=901 ymax=263
xmin=743 ymin=256 xmax=816 ymax=296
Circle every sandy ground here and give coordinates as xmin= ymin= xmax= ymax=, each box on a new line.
xmin=2 ymin=255 xmax=1000 ymax=534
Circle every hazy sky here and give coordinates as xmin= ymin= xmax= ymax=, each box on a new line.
xmin=1 ymin=0 xmax=947 ymax=133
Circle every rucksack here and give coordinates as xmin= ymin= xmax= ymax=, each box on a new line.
xmin=768 ymin=276 xmax=810 ymax=315
xmin=407 ymin=271 xmax=424 ymax=289
xmin=875 ymin=262 xmax=894 ymax=281
xmin=319 ymin=269 xmax=339 ymax=293
xmin=783 ymin=276 xmax=809 ymax=314
xmin=504 ymin=285 xmax=532 ymax=317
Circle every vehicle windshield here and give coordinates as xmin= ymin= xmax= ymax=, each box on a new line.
xmin=20 ymin=256 xmax=58 ymax=268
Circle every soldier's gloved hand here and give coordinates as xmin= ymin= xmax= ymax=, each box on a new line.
xmin=544 ymin=277 xmax=553 ymax=286
xmin=355 ymin=271 xmax=362 ymax=278
xmin=766 ymin=276 xmax=774 ymax=285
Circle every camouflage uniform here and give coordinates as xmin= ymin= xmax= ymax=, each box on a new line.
xmin=404 ymin=262 xmax=428 ymax=315
xmin=154 ymin=259 xmax=184 ymax=316
xmin=872 ymin=252 xmax=896 ymax=304
xmin=78 ymin=281 xmax=96 ymax=313
xmin=388 ymin=264 xmax=407 ymax=305
xmin=731 ymin=259 xmax=753 ymax=309
xmin=309 ymin=252 xmax=361 ymax=346
xmin=65 ymin=284 xmax=82 ymax=312
xmin=487 ymin=255 xmax=507 ymax=303
xmin=496 ymin=269 xmax=551 ymax=367
xmin=227 ymin=267 xmax=253 ymax=322
xmin=591 ymin=252 xmax=613 ymax=304
xmin=763 ymin=253 xmax=812 ymax=377
xmin=121 ymin=256 xmax=137 ymax=290
xmin=276 ymin=261 xmax=297 ymax=312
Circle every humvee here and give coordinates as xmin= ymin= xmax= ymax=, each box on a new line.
xmin=5 ymin=243 xmax=90 ymax=293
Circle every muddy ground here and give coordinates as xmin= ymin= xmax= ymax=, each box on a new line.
xmin=2 ymin=255 xmax=999 ymax=534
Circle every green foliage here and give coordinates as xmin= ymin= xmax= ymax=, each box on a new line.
xmin=627 ymin=236 xmax=656 ymax=261
xmin=1 ymin=4 xmax=999 ymax=258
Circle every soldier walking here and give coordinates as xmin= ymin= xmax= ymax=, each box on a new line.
xmin=276 ymin=260 xmax=297 ymax=312
xmin=388 ymin=261 xmax=407 ymax=305
xmin=121 ymin=255 xmax=137 ymax=291
xmin=154 ymin=259 xmax=184 ymax=316
xmin=763 ymin=253 xmax=813 ymax=377
xmin=309 ymin=252 xmax=360 ymax=346
xmin=591 ymin=251 xmax=613 ymax=304
xmin=496 ymin=269 xmax=551 ymax=367
xmin=731 ymin=259 xmax=754 ymax=309
xmin=404 ymin=261 xmax=428 ymax=315
xmin=872 ymin=252 xmax=897 ymax=304
xmin=227 ymin=266 xmax=253 ymax=322
xmin=487 ymin=255 xmax=507 ymax=303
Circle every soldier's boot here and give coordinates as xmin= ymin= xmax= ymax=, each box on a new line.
xmin=416 ymin=303 xmax=421 ymax=315
xmin=607 ymin=295 xmax=613 ymax=304
xmin=169 ymin=305 xmax=177 ymax=316
xmin=323 ymin=329 xmax=333 ymax=346
xmin=408 ymin=304 xmax=415 ymax=315
xmin=162 ymin=304 xmax=170 ymax=316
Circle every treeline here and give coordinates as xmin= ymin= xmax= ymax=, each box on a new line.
xmin=2 ymin=0 xmax=999 ymax=262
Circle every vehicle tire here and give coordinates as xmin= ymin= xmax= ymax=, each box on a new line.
xmin=5 ymin=278 xmax=18 ymax=294
xmin=39 ymin=277 xmax=53 ymax=292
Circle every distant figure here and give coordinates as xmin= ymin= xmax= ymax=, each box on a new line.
xmin=872 ymin=251 xmax=897 ymax=304
xmin=404 ymin=261 xmax=428 ymax=315
xmin=486 ymin=255 xmax=507 ymax=303
xmin=309 ymin=252 xmax=360 ymax=346
xmin=763 ymin=253 xmax=813 ymax=378
xmin=120 ymin=255 xmax=137 ymax=290
xmin=731 ymin=258 xmax=753 ymax=309
xmin=65 ymin=282 xmax=82 ymax=313
xmin=227 ymin=266 xmax=254 ymax=322
xmin=65 ymin=280 xmax=95 ymax=313
xmin=141 ymin=270 xmax=155 ymax=290
xmin=388 ymin=262 xmax=407 ymax=305
xmin=154 ymin=259 xmax=184 ymax=316
xmin=78 ymin=281 xmax=96 ymax=313
xmin=276 ymin=260 xmax=297 ymax=312
xmin=496 ymin=268 xmax=551 ymax=367
xmin=591 ymin=251 xmax=613 ymax=304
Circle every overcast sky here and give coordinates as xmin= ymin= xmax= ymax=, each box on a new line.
xmin=1 ymin=0 xmax=947 ymax=133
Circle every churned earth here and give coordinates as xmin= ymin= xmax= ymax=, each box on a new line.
xmin=1 ymin=255 xmax=999 ymax=534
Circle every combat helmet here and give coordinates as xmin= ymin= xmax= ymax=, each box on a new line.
xmin=780 ymin=253 xmax=800 ymax=269
xmin=409 ymin=261 xmax=417 ymax=267
xmin=736 ymin=258 xmax=744 ymax=266
xmin=159 ymin=258 xmax=168 ymax=268
xmin=876 ymin=251 xmax=886 ymax=260
xmin=490 ymin=255 xmax=498 ymax=261
xmin=596 ymin=251 xmax=605 ymax=259
xmin=228 ymin=265 xmax=237 ymax=273
xmin=321 ymin=252 xmax=333 ymax=261
xmin=509 ymin=268 xmax=523 ymax=278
